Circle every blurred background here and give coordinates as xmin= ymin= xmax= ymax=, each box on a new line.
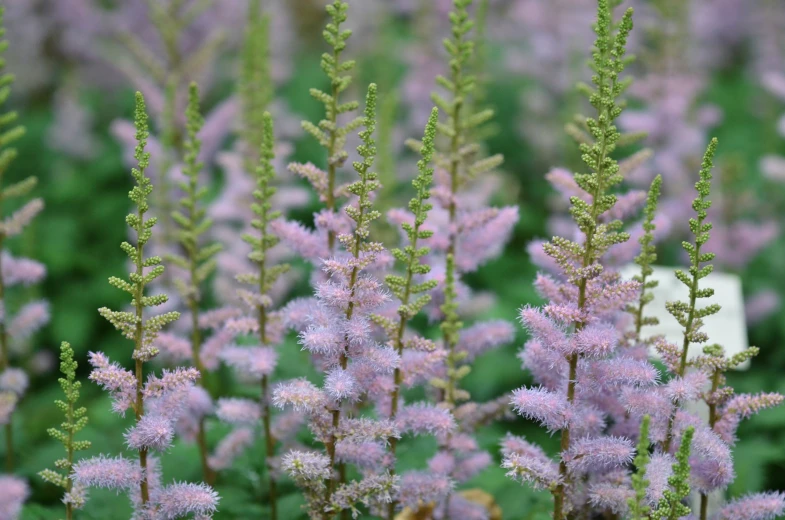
xmin=4 ymin=0 xmax=785 ymax=518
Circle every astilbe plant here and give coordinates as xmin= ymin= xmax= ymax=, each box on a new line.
xmin=401 ymin=2 xmax=518 ymax=515
xmin=39 ymin=342 xmax=92 ymax=519
xmin=651 ymin=139 xmax=785 ymax=520
xmin=0 ymin=5 xmax=49 ymax=475
xmin=273 ymin=0 xmax=363 ymax=268
xmin=371 ymin=108 xmax=460 ymax=520
xmin=503 ymin=3 xmax=664 ymax=518
xmin=154 ymin=82 xmax=223 ymax=486
xmin=209 ymin=1 xmax=306 ymax=304
xmin=74 ymin=92 xmax=219 ymax=520
xmin=108 ymin=0 xmax=237 ymax=250
xmin=274 ymin=84 xmax=399 ymax=520
xmin=213 ymin=110 xmax=293 ymax=519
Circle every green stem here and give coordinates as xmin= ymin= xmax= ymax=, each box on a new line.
xmin=134 ymin=205 xmax=150 ymax=506
xmin=663 ymin=222 xmax=704 ymax=454
xmin=325 ymin=43 xmax=341 ymax=253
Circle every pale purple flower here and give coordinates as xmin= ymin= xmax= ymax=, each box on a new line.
xmin=124 ymin=414 xmax=175 ymax=452
xmin=510 ymin=387 xmax=571 ymax=432
xmin=282 ymin=450 xmax=332 ymax=482
xmin=273 ymin=379 xmax=326 ymax=413
xmin=215 ymin=398 xmax=261 ymax=426
xmin=646 ymin=452 xmax=675 ymax=504
xmin=219 ymin=345 xmax=277 ymax=380
xmin=712 ymin=492 xmax=785 ymax=520
xmin=0 ymin=368 xmax=28 ymax=396
xmin=88 ymin=351 xmax=137 ymax=414
xmin=588 ymin=481 xmax=634 ymax=514
xmin=397 ymin=471 xmax=453 ymax=510
xmin=155 ymin=482 xmax=220 ymax=520
xmin=0 ymin=475 xmax=28 ymax=520
xmin=8 ymin=300 xmax=49 ymax=343
xmin=563 ymin=437 xmax=635 ymax=475
xmin=72 ymin=455 xmax=142 ymax=491
xmin=1 ymin=198 xmax=44 ymax=237
xmin=457 ymin=320 xmax=515 ymax=361
xmin=395 ymin=403 xmax=456 ymax=437
xmin=1 ymin=252 xmax=45 ymax=287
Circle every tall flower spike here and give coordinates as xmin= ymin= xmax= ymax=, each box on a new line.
xmin=507 ymin=3 xmax=642 ymax=519
xmin=95 ymin=92 xmax=180 ymax=509
xmin=291 ymin=0 xmax=361 ymax=252
xmin=379 ymin=107 xmax=439 ymax=520
xmin=38 ymin=342 xmax=91 ymax=519
xmin=235 ymin=110 xmax=291 ymax=519
xmin=650 ymin=427 xmax=694 ymax=520
xmin=655 ymin=139 xmax=783 ymax=520
xmin=239 ymin=0 xmax=273 ymax=173
xmin=431 ymin=0 xmax=505 ymax=409
xmin=276 ymin=84 xmax=398 ymax=520
xmin=627 ymin=175 xmax=662 ymax=345
xmin=166 ymin=82 xmax=222 ymax=484
xmin=663 ymin=138 xmax=720 ymax=385
xmin=0 ymin=5 xmax=46 ymax=473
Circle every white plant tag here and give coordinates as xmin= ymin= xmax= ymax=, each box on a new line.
xmin=619 ymin=265 xmax=750 ymax=370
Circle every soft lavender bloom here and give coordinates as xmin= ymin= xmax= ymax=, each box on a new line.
xmin=88 ymin=351 xmax=137 ymax=415
xmin=219 ymin=345 xmax=277 ymax=380
xmin=72 ymin=455 xmax=142 ymax=491
xmin=395 ymin=403 xmax=456 ymax=437
xmin=142 ymin=367 xmax=200 ymax=400
xmin=588 ymin=481 xmax=634 ymax=515
xmin=215 ymin=398 xmax=262 ymax=425
xmin=397 ymin=471 xmax=453 ymax=510
xmin=154 ymin=482 xmax=220 ymax=520
xmin=1 ymin=198 xmax=44 ymax=237
xmin=572 ymin=322 xmax=619 ymax=358
xmin=335 ymin=441 xmax=387 ymax=470
xmin=175 ymin=386 xmax=214 ymax=442
xmin=0 ymin=368 xmax=28 ymax=396
xmin=500 ymin=434 xmax=561 ymax=490
xmin=646 ymin=452 xmax=675 ymax=504
xmin=712 ymin=492 xmax=785 ymax=520
xmin=125 ymin=414 xmax=175 ymax=452
xmin=745 ymin=290 xmax=781 ymax=325
xmin=563 ymin=437 xmax=635 ymax=475
xmin=0 ymin=475 xmax=28 ymax=520
xmin=282 ymin=450 xmax=332 ymax=482
xmin=1 ymin=252 xmax=45 ymax=287
xmin=273 ymin=379 xmax=327 ymax=413
xmin=8 ymin=300 xmax=49 ymax=343
xmin=510 ymin=387 xmax=571 ymax=432
xmin=714 ymin=392 xmax=785 ymax=445
xmin=665 ymin=371 xmax=709 ymax=404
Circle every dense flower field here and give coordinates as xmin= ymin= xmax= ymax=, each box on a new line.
xmin=1 ymin=0 xmax=785 ymax=519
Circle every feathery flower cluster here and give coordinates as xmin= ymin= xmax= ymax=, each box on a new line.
xmin=507 ymin=3 xmax=664 ymax=518
xmin=0 ymin=1 xmax=780 ymax=519
xmin=507 ymin=3 xmax=785 ymax=519
xmin=76 ymin=92 xmax=218 ymax=519
xmin=400 ymin=2 xmax=518 ymax=515
xmin=274 ymin=83 xmax=403 ymax=519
